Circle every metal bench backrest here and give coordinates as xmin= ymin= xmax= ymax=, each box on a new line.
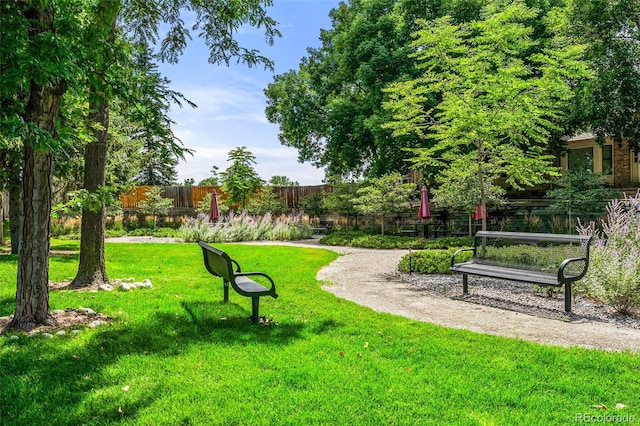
xmin=472 ymin=231 xmax=592 ymax=274
xmin=199 ymin=242 xmax=235 ymax=283
xmin=474 ymin=231 xmax=591 ymax=244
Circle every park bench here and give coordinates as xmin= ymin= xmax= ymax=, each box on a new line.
xmin=450 ymin=231 xmax=593 ymax=312
xmin=312 ymin=220 xmax=334 ymax=234
xmin=198 ymin=241 xmax=278 ymax=322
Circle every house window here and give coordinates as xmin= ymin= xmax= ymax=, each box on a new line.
xmin=602 ymin=145 xmax=613 ymax=175
xmin=568 ymin=147 xmax=594 ymax=172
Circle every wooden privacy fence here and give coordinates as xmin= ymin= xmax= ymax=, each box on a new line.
xmin=273 ymin=184 xmax=333 ymax=208
xmin=119 ymin=185 xmax=333 ymax=209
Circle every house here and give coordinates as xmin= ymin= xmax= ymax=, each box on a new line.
xmin=561 ymin=133 xmax=640 ymax=187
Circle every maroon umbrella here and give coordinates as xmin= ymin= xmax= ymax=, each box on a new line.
xmin=473 ymin=204 xmax=488 ymax=220
xmin=209 ymin=189 xmax=220 ymax=221
xmin=418 ymin=186 xmax=431 ymax=219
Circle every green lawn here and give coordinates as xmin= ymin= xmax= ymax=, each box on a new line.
xmin=0 ymin=241 xmax=638 ymax=425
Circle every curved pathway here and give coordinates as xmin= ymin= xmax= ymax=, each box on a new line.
xmin=244 ymin=238 xmax=640 ymax=352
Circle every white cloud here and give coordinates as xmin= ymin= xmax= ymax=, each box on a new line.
xmin=174 ymin=128 xmax=325 ymax=185
xmin=157 ymin=0 xmax=343 ymax=187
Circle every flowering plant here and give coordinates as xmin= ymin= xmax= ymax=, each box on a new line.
xmin=578 ymin=191 xmax=640 ymax=314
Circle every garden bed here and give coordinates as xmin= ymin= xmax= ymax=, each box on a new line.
xmin=397 ymin=271 xmax=640 ymax=330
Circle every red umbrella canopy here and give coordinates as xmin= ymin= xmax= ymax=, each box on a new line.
xmin=418 ymin=186 xmax=431 ymax=219
xmin=209 ymin=190 xmax=220 ymax=221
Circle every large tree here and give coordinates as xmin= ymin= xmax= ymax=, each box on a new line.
xmin=0 ymin=0 xmax=83 ymax=330
xmin=265 ymin=0 xmax=427 ymax=180
xmin=70 ymin=0 xmax=278 ymax=289
xmin=0 ymin=0 xmax=280 ymax=328
xmin=220 ymin=146 xmax=264 ymax=210
xmin=383 ymin=0 xmax=590 ymax=231
xmin=564 ymin=0 xmax=640 ymax=148
xmin=352 ymin=172 xmax=415 ymax=235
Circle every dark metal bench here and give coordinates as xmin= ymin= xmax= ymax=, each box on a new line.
xmin=312 ymin=219 xmax=334 ymax=234
xmin=198 ymin=241 xmax=278 ymax=322
xmin=450 ymin=231 xmax=593 ymax=312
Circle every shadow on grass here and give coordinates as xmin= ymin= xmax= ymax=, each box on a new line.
xmin=0 ymin=300 xmax=310 ymax=424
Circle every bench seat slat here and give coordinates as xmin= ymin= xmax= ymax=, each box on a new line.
xmin=451 ymin=262 xmax=561 ymax=286
xmin=235 ymin=276 xmax=270 ymax=295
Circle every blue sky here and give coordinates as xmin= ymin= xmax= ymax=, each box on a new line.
xmin=158 ymin=0 xmax=344 ymax=186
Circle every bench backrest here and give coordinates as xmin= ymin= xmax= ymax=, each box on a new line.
xmin=472 ymin=231 xmax=592 ymax=274
xmin=198 ymin=241 xmax=235 ymax=283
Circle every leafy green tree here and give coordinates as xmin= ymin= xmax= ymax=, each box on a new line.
xmin=220 ymin=147 xmax=264 ymax=210
xmin=269 ymin=175 xmax=299 ymax=186
xmin=322 ymin=180 xmax=358 ymax=230
xmin=0 ymin=0 xmax=83 ymax=330
xmin=430 ymin=159 xmax=506 ymax=235
xmin=546 ymin=170 xmax=617 ymax=220
xmin=265 ymin=0 xmax=428 ymax=179
xmin=384 ymin=0 xmax=590 ymax=231
xmin=137 ymin=186 xmax=174 ymax=228
xmin=299 ymin=193 xmax=327 ymax=218
xmin=198 ymin=166 xmax=220 ymax=186
xmin=0 ymin=0 xmax=280 ymax=329
xmin=246 ymin=186 xmax=288 ymax=216
xmin=352 ymin=172 xmax=415 ymax=235
xmin=563 ymin=0 xmax=640 ymax=149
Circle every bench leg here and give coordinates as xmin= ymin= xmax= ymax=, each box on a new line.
xmin=251 ymin=297 xmax=260 ymax=323
xmin=564 ymin=283 xmax=572 ymax=313
xmin=462 ymin=274 xmax=468 ymax=294
xmin=223 ymin=281 xmax=229 ymax=303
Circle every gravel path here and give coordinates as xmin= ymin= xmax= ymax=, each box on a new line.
xmin=111 ymin=237 xmax=640 ymax=352
xmin=244 ymin=239 xmax=640 ymax=352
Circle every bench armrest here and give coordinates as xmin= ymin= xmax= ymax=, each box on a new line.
xmin=231 ymin=258 xmax=241 ymax=273
xmin=235 ymin=272 xmax=278 ymax=296
xmin=451 ymin=247 xmax=475 ymax=267
xmin=558 ymin=257 xmax=588 ymax=283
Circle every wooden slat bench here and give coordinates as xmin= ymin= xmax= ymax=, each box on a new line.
xmin=450 ymin=231 xmax=593 ymax=312
xmin=198 ymin=241 xmax=278 ymax=322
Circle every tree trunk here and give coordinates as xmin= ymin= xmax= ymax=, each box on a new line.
xmin=477 ymin=143 xmax=487 ymax=232
xmin=9 ymin=143 xmax=56 ymax=331
xmin=7 ymin=4 xmax=66 ymax=332
xmin=70 ymin=98 xmax=109 ymax=289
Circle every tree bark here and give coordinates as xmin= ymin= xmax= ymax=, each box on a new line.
xmin=9 ymin=142 xmax=56 ymax=330
xmin=70 ymin=98 xmax=109 ymax=289
xmin=6 ymin=4 xmax=66 ymax=332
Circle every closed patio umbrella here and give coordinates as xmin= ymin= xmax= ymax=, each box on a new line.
xmin=209 ymin=189 xmax=220 ymax=222
xmin=473 ymin=204 xmax=488 ymax=220
xmin=418 ymin=186 xmax=431 ymax=219
xmin=417 ymin=186 xmax=431 ymax=238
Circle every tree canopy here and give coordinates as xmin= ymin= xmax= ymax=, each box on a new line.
xmin=563 ymin=0 xmax=640 ymax=149
xmin=383 ymin=0 xmax=590 ymax=229
xmin=0 ymin=0 xmax=280 ymax=331
xmin=265 ymin=0 xmax=426 ymax=180
xmin=220 ymin=146 xmax=264 ymax=210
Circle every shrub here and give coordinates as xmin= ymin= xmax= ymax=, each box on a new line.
xmin=50 ymin=216 xmax=81 ymax=237
xmin=398 ymin=249 xmax=473 ymax=274
xmin=578 ymin=192 xmax=640 ymax=314
xmin=320 ymin=231 xmax=472 ymax=250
